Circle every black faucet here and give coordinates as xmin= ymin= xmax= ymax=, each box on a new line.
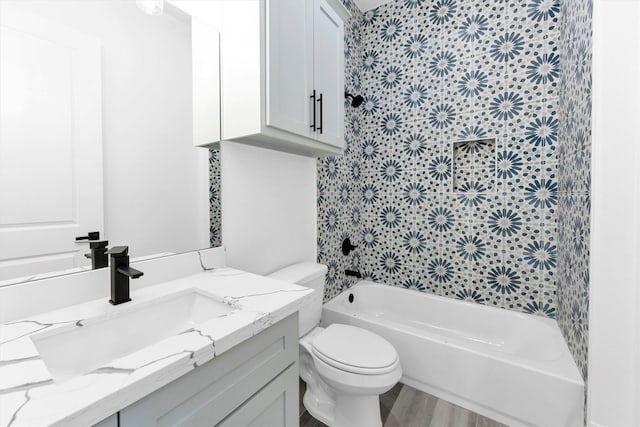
xmin=84 ymin=240 xmax=109 ymax=270
xmin=106 ymin=246 xmax=143 ymax=305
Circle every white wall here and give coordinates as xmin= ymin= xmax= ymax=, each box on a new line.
xmin=220 ymin=142 xmax=317 ymax=275
xmin=588 ymin=1 xmax=640 ymax=426
xmin=7 ymin=1 xmax=209 ymax=258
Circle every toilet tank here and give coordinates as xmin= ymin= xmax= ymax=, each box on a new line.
xmin=267 ymin=262 xmax=327 ymax=337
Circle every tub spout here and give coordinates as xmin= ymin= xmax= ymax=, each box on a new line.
xmin=345 ymin=269 xmax=362 ymax=279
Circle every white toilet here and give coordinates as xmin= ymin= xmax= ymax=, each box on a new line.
xmin=268 ymin=262 xmax=401 ymax=427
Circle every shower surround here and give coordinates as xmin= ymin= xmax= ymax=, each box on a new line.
xmin=318 ymin=0 xmax=562 ymax=318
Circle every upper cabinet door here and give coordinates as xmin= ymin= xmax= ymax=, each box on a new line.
xmin=192 ymin=17 xmax=221 ymax=148
xmin=266 ymin=0 xmax=314 ymax=138
xmin=312 ymin=0 xmax=345 ymax=148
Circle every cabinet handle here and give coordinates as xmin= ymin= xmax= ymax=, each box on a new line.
xmin=317 ymin=93 xmax=323 ymax=134
xmin=310 ymin=90 xmax=317 ymax=131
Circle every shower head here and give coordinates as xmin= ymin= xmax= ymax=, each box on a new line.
xmin=345 ymin=92 xmax=364 ymax=108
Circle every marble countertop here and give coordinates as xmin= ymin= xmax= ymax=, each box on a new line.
xmin=0 ymin=268 xmax=314 ymax=427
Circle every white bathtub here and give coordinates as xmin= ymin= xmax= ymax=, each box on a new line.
xmin=321 ymin=282 xmax=584 ymax=427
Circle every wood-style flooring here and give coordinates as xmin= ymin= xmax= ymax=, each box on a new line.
xmin=299 ymin=380 xmax=508 ymax=427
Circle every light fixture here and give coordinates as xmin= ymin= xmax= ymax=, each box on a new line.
xmin=136 ymin=0 xmax=164 ymax=16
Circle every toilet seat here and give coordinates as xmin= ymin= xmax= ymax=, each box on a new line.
xmin=311 ymin=324 xmax=399 ymax=375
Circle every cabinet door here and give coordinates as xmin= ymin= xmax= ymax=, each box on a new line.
xmin=191 ymin=17 xmax=220 ymax=147
xmin=218 ymin=364 xmax=299 ymax=427
xmin=266 ymin=0 xmax=314 ymax=138
xmin=312 ymin=0 xmax=345 ymax=148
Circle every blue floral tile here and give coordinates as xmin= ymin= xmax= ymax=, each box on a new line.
xmin=425 ymin=254 xmax=457 ymax=295
xmin=451 ymin=108 xmax=504 ymax=142
xmin=412 ymin=264 xmax=437 ymax=295
xmin=501 ymin=197 xmax=546 ymax=249
xmin=506 ymin=0 xmax=560 ymax=42
xmin=413 ymin=20 xmax=442 ymax=55
xmin=360 ymin=212 xmax=388 ymax=257
xmin=455 ymin=283 xmax=489 ymax=305
xmin=536 ymin=283 xmax=557 ymax=318
xmin=360 ymin=91 xmax=392 ymax=131
xmin=385 ymin=209 xmax=416 ymax=259
xmin=400 ymin=266 xmax=431 ymax=294
xmin=359 ymin=254 xmax=386 ymax=285
xmin=468 ymin=231 xmax=502 ymax=277
xmin=392 ymin=121 xmax=434 ymax=169
xmin=446 ymin=20 xmax=475 ymax=58
xmin=566 ymin=149 xmax=591 ymax=193
xmin=474 ymin=265 xmax=513 ymax=309
xmin=498 ymin=159 xmax=552 ymax=195
xmin=360 ymin=126 xmax=389 ymax=165
xmin=507 ymin=37 xmax=559 ymax=102
xmin=376 ymin=248 xmax=403 ymax=284
xmin=401 ymin=72 xmax=443 ymax=121
xmin=414 ymin=202 xmax=443 ymax=245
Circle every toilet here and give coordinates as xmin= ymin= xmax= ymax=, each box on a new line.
xmin=268 ymin=262 xmax=401 ymax=427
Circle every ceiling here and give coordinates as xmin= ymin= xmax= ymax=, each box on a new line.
xmin=352 ymin=0 xmax=393 ymax=12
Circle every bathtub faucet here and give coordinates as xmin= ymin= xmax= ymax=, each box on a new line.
xmin=345 ymin=269 xmax=362 ymax=279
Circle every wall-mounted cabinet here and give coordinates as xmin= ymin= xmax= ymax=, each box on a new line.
xmin=220 ymin=0 xmax=349 ymax=157
xmin=192 ymin=16 xmax=221 ymax=148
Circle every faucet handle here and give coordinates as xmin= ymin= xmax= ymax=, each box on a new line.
xmin=75 ymin=231 xmax=100 ymax=241
xmin=342 ymin=238 xmax=358 ymax=255
xmin=106 ymin=246 xmax=129 ymax=257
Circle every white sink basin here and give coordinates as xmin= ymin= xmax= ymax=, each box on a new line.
xmin=31 ymin=289 xmax=233 ymax=383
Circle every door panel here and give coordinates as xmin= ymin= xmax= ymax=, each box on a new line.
xmin=0 ymin=5 xmax=103 ymax=280
xmin=266 ymin=0 xmax=314 ymax=138
xmin=313 ymin=0 xmax=344 ymax=148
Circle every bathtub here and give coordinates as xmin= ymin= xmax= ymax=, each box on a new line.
xmin=321 ymin=282 xmax=584 ymax=427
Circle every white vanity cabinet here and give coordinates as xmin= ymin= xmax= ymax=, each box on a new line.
xmin=220 ymin=0 xmax=350 ymax=157
xmin=97 ymin=313 xmax=299 ymax=426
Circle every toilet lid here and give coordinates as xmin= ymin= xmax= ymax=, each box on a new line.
xmin=311 ymin=324 xmax=398 ymax=373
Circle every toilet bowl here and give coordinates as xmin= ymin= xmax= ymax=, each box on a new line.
xmin=268 ymin=262 xmax=401 ymax=427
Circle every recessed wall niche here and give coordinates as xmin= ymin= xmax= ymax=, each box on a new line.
xmin=452 ymin=139 xmax=496 ymax=193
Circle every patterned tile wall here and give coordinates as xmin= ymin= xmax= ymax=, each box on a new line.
xmin=556 ymin=0 xmax=591 ymax=381
xmin=318 ymin=0 xmax=563 ymax=318
xmin=317 ymin=0 xmax=366 ymax=298
xmin=209 ymin=148 xmax=221 ymax=247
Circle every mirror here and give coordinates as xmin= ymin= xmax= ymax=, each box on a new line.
xmin=0 ymin=0 xmax=221 ymax=285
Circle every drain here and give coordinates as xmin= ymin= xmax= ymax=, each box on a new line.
xmin=348 ymin=293 xmax=354 ymax=303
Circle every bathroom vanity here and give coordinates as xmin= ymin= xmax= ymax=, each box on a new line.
xmin=97 ymin=314 xmax=298 ymax=427
xmin=0 ymin=250 xmax=313 ymax=427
